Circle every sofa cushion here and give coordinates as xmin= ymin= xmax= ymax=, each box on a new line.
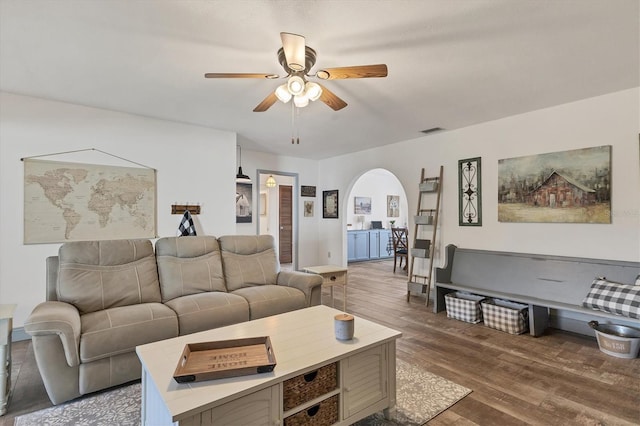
xmin=221 ymin=250 xmax=279 ymax=291
xmin=156 ymin=236 xmax=226 ymax=302
xmin=165 ymin=292 xmax=250 ymax=336
xmin=57 ymin=240 xmax=161 ymax=315
xmin=231 ymin=285 xmax=306 ymax=319
xmin=156 ymin=252 xmax=226 ymax=302
xmin=79 ymin=303 xmax=178 ymax=363
xmin=155 ymin=236 xmax=220 ymax=258
xmin=218 ymin=235 xmax=279 ymax=291
xmin=218 ymin=235 xmax=276 ymax=255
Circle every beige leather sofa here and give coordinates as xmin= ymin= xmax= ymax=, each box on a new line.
xmin=24 ymin=235 xmax=323 ymax=405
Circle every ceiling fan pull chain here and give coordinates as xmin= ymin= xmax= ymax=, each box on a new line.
xmin=291 ymin=102 xmax=295 ymax=144
xmin=296 ymin=106 xmax=300 ymax=144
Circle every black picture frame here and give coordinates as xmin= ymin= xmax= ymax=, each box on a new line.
xmin=236 ymin=182 xmax=252 ymax=223
xmin=301 ymin=185 xmax=316 ymax=197
xmin=322 ymin=190 xmax=339 ymax=219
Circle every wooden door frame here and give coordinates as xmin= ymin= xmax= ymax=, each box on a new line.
xmin=256 ymin=169 xmax=299 ymax=271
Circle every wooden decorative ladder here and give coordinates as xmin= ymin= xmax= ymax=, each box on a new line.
xmin=407 ymin=166 xmax=443 ymax=306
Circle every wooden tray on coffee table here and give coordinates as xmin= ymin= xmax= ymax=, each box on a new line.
xmin=173 ymin=336 xmax=276 ymax=383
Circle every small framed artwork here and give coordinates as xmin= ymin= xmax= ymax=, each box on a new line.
xmin=387 ymin=195 xmax=400 ymax=217
xmin=323 ymin=190 xmax=339 ymax=219
xmin=236 ymin=182 xmax=252 ymax=223
xmin=260 ymin=193 xmax=267 ymax=216
xmin=354 ymin=196 xmax=372 ymax=215
xmin=458 ymin=157 xmax=482 ymax=226
xmin=301 ymin=185 xmax=316 ymax=197
xmin=304 ymin=200 xmax=314 ymax=217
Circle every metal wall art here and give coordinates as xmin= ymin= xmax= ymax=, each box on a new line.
xmin=458 ymin=157 xmax=482 ymax=226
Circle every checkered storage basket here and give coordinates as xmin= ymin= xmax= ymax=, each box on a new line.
xmin=444 ymin=292 xmax=485 ymax=323
xmin=481 ymin=299 xmax=529 ymax=334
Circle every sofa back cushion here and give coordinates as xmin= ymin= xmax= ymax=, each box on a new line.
xmin=155 ymin=236 xmax=226 ymax=302
xmin=56 ymin=239 xmax=161 ymax=315
xmin=218 ymin=235 xmax=279 ymax=291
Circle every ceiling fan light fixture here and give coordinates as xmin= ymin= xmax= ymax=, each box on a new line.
xmin=280 ymin=32 xmax=306 ymax=71
xmin=265 ymin=175 xmax=277 ymax=188
xmin=275 ymin=84 xmax=292 ymax=103
xmin=293 ymin=94 xmax=309 ymax=108
xmin=287 ymin=76 xmax=305 ymax=95
xmin=305 ymin=82 xmax=322 ymax=101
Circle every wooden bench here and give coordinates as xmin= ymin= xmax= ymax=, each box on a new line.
xmin=434 ymin=245 xmax=640 ymax=337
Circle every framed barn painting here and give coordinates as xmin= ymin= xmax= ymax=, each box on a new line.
xmin=498 ymin=145 xmax=611 ymax=223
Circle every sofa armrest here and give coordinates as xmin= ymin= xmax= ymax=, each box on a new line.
xmin=277 ymin=271 xmax=323 ymax=306
xmin=24 ymin=301 xmax=81 ymax=367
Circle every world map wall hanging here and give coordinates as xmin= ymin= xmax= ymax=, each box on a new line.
xmin=23 ymin=158 xmax=157 ymax=243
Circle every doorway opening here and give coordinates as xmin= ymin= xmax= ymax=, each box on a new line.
xmin=257 ymin=170 xmax=299 ymax=271
xmin=344 ymin=168 xmax=409 ymax=265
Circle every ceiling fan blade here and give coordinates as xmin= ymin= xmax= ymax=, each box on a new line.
xmin=205 ymin=73 xmax=279 ymax=79
xmin=316 ymin=64 xmax=388 ymax=80
xmin=280 ymin=32 xmax=306 ymax=71
xmin=317 ymin=84 xmax=347 ymax=111
xmin=253 ymin=92 xmax=278 ymax=112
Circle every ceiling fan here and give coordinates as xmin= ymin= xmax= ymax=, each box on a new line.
xmin=204 ymin=32 xmax=388 ymax=112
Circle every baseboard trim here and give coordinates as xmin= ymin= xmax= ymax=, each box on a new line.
xmin=12 ymin=326 xmax=30 ymax=342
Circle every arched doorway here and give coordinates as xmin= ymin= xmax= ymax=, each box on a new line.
xmin=344 ymin=168 xmax=409 ymax=265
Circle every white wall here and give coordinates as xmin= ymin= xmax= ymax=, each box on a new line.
xmin=0 ymin=93 xmax=237 ymax=328
xmin=235 ymin=150 xmax=321 ymax=269
xmin=318 ymin=89 xmax=640 ymax=273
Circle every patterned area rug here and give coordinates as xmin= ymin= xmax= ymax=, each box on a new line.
xmin=15 ymin=359 xmax=470 ymax=426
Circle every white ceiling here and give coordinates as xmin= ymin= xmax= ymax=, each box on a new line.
xmin=1 ymin=0 xmax=638 ymax=159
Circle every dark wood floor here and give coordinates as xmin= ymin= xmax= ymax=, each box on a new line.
xmin=3 ymin=259 xmax=639 ymax=425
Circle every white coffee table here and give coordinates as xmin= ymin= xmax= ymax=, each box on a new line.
xmin=136 ymin=305 xmax=401 ymax=425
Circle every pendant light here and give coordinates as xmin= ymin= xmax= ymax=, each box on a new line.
xmin=265 ymin=175 xmax=277 ymax=188
xmin=236 ymin=145 xmax=251 ymax=183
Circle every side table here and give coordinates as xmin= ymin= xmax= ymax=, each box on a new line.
xmin=303 ymin=265 xmax=348 ymax=312
xmin=0 ymin=304 xmax=16 ymax=416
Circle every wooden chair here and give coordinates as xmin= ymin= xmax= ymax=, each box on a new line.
xmin=391 ymin=227 xmax=409 ymax=274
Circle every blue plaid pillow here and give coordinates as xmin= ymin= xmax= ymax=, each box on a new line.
xmin=582 ymin=278 xmax=640 ymax=319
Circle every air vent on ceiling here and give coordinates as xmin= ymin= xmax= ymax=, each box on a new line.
xmin=420 ymin=127 xmax=444 ymax=135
